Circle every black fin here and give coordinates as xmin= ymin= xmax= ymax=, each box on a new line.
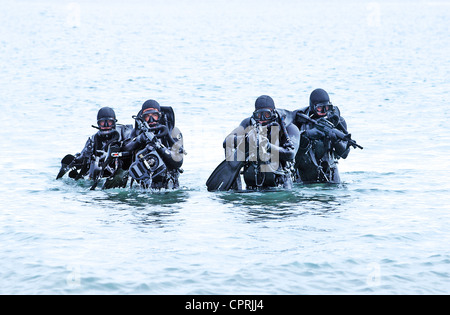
xmin=206 ymin=159 xmax=244 ymax=192
xmin=56 ymin=154 xmax=75 ymax=179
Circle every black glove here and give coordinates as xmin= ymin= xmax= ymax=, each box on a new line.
xmin=304 ymin=128 xmax=325 ymax=140
xmin=137 ymin=132 xmax=155 ymax=144
xmin=326 ymin=112 xmax=340 ymax=127
xmin=329 ymin=130 xmax=338 ymax=143
xmin=73 ymin=153 xmax=83 ymax=164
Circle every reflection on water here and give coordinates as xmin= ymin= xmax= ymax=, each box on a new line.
xmin=216 ymin=183 xmax=351 ymax=221
xmin=3 ymin=0 xmax=449 ymax=294
xmin=103 ymin=189 xmax=191 ymax=228
xmin=56 ymin=177 xmax=191 ymax=227
xmin=102 ymin=188 xmax=190 ymax=208
xmin=58 ymin=177 xmax=190 ymax=207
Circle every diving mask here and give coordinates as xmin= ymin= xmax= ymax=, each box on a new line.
xmin=252 ymin=108 xmax=276 ymax=123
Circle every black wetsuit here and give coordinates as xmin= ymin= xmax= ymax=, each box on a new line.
xmin=223 ymin=113 xmax=300 ymax=190
xmin=122 ymin=124 xmax=184 ymax=189
xmin=76 ymin=125 xmax=134 ymax=180
xmin=293 ymin=106 xmax=350 ymax=184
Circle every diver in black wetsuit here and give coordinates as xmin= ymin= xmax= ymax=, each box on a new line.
xmin=222 ymin=95 xmax=300 ymax=190
xmin=121 ymin=100 xmax=184 ymax=189
xmin=56 ymin=107 xmax=133 ymax=189
xmin=293 ymin=88 xmax=353 ymax=184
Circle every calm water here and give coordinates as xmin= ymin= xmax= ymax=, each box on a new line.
xmin=1 ymin=0 xmax=450 ymax=294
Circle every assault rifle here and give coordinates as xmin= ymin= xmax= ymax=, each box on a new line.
xmin=90 ymin=141 xmax=122 ymax=190
xmin=128 ymin=116 xmax=171 ymax=188
xmin=296 ymin=112 xmax=363 ymax=150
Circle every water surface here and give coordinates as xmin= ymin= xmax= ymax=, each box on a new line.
xmin=1 ymin=0 xmax=449 ymax=294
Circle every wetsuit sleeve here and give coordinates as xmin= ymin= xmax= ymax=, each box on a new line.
xmin=332 ymin=116 xmax=350 ymax=159
xmin=223 ymin=118 xmax=251 ymax=149
xmin=338 ymin=116 xmax=347 ymax=131
xmin=268 ymin=123 xmax=300 ymax=162
xmin=121 ymin=135 xmax=141 ymax=152
xmin=157 ymin=127 xmax=184 ymax=169
xmin=77 ymin=136 xmax=94 ymax=161
xmin=121 ymin=128 xmax=149 ymax=153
